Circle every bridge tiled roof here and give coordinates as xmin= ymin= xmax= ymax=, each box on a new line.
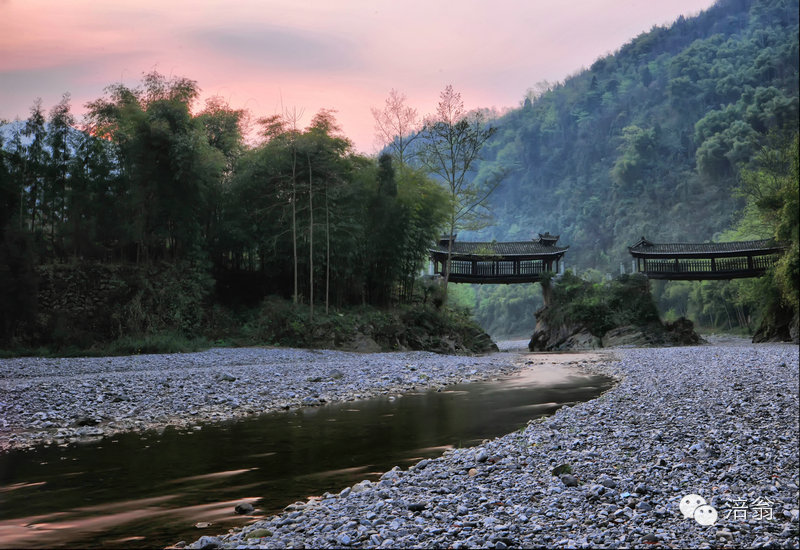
xmin=430 ymin=240 xmax=568 ymax=257
xmin=629 ymin=238 xmax=785 ymax=256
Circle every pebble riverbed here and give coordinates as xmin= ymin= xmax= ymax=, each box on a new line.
xmin=184 ymin=343 xmax=796 ymax=550
xmin=1 ymin=342 xmax=798 ymax=549
xmin=0 ymin=347 xmax=523 ymax=453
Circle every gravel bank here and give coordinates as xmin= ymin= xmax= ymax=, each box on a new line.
xmin=182 ymin=344 xmax=799 ymax=550
xmin=0 ymin=347 xmax=523 ymax=453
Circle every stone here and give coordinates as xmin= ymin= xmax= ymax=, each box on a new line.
xmin=598 ymin=475 xmax=617 ymax=489
xmin=350 ymin=334 xmax=382 ymax=353
xmin=561 ymin=330 xmax=602 ymax=351
xmin=74 ymin=416 xmax=99 ymax=427
xmin=245 ymin=528 xmax=272 ymax=539
xmin=414 ymin=459 xmax=431 ymax=470
xmin=193 ymin=536 xmax=222 ymax=550
xmin=560 ymin=474 xmax=579 ymax=487
xmin=234 ymin=502 xmax=254 ymax=515
xmin=551 ymin=464 xmax=572 ymax=476
xmin=602 ymin=326 xmax=651 ymax=348
xmin=716 ymin=529 xmax=734 ymax=540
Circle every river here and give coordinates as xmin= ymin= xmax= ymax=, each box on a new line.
xmin=0 ymin=362 xmax=613 ymax=549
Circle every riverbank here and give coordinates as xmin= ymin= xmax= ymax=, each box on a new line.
xmin=184 ymin=343 xmax=799 ymax=549
xmin=0 ymin=347 xmax=526 ymax=453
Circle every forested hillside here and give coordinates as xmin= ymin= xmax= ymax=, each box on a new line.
xmin=1 ymin=0 xmax=797 ymax=348
xmin=458 ymin=0 xmax=798 ymax=336
xmin=0 ymin=75 xmax=464 ymax=352
xmin=474 ymin=0 xmax=796 ymax=262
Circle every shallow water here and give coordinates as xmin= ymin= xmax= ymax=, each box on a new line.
xmin=0 ymin=364 xmax=613 ymax=549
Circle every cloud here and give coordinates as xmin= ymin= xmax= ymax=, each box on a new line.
xmin=0 ymin=52 xmax=152 ymax=122
xmin=187 ymin=24 xmax=363 ymax=74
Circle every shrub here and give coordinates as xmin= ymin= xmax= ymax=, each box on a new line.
xmin=541 ymin=272 xmax=660 ymax=337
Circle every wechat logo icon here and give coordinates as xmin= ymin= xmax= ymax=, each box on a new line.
xmin=680 ymin=494 xmax=718 ymax=526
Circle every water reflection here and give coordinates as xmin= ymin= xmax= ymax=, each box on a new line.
xmin=0 ymin=364 xmax=613 ymax=549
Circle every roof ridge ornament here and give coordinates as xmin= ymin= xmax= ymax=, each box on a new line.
xmin=537 ymin=232 xmax=559 ymax=246
xmin=438 ymin=233 xmax=457 ymax=247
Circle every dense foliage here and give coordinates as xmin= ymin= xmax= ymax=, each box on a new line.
xmin=0 ymin=74 xmax=451 ymax=349
xmin=654 ymin=133 xmax=799 ymax=337
xmin=537 ymin=272 xmax=662 ymax=337
xmin=2 ymin=0 xmax=797 ymax=347
xmin=455 ymin=0 xmax=798 ymax=336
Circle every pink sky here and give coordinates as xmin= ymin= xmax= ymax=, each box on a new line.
xmin=1 ymin=0 xmax=717 ymax=154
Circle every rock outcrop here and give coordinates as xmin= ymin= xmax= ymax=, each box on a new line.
xmin=528 ymin=273 xmax=703 ymax=351
xmin=529 ymin=316 xmax=703 ymax=351
xmin=752 ymin=304 xmax=799 ymax=344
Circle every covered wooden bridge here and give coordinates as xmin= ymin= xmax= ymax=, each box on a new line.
xmin=628 ymin=237 xmax=786 ymax=280
xmin=429 ymin=233 xmax=568 ymax=284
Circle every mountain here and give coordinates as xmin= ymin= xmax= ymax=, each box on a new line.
xmin=467 ymin=0 xmax=798 ymax=273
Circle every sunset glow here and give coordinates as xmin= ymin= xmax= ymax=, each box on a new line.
xmin=1 ymin=0 xmax=717 ymax=153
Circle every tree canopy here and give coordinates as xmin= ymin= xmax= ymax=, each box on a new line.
xmin=455 ymin=0 xmax=798 ymax=336
xmin=0 ymin=73 xmax=450 ymax=345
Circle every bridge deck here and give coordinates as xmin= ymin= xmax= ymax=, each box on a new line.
xmin=628 ymin=238 xmax=786 ymax=281
xmin=430 ymin=233 xmax=567 ymax=285
xmin=446 ymin=259 xmax=552 ymax=284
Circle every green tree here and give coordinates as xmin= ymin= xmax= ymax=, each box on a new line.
xmin=44 ymin=94 xmax=74 ymax=257
xmin=363 ymin=153 xmax=402 ymax=305
xmin=22 ymin=99 xmax=49 ymax=239
xmin=0 ymin=128 xmax=38 ymax=343
xmin=65 ymin=126 xmax=118 ymax=258
xmin=419 ymin=85 xmax=502 ymax=301
xmin=86 ymin=71 xmax=225 ymax=262
xmin=740 ymin=133 xmax=799 ymax=312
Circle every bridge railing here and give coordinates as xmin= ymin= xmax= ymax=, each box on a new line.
xmin=642 ymin=255 xmax=778 ymax=275
xmin=448 ymin=259 xmax=547 ymax=277
xmin=752 ymin=255 xmax=778 ymax=270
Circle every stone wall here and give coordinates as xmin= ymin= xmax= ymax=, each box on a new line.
xmin=32 ymin=262 xmax=141 ymax=345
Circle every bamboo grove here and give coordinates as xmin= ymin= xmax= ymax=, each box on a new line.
xmin=0 ymin=73 xmax=450 ymax=342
